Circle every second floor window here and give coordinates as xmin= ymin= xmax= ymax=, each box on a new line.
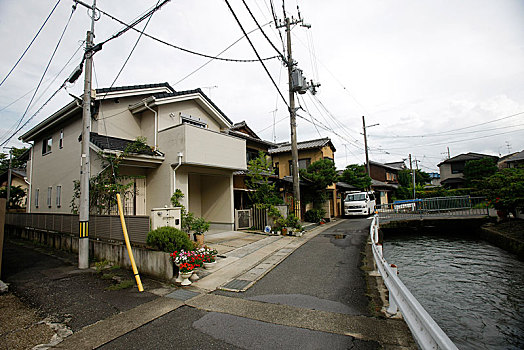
xmin=42 ymin=137 xmax=52 ymax=155
xmin=289 ymin=158 xmax=311 ymax=175
xmin=451 ymin=162 xmax=465 ymax=174
xmin=59 ymin=129 xmax=64 ymax=148
xmin=35 ymin=188 xmax=39 ymax=208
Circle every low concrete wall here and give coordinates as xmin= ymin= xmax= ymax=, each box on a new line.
xmin=6 ymin=226 xmax=174 ymax=281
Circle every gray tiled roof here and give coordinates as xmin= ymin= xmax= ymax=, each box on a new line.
xmin=153 ymin=88 xmax=233 ymax=125
xmin=268 ymin=137 xmax=334 ymax=154
xmin=90 ymin=133 xmax=156 ymax=156
xmin=505 ymin=150 xmax=524 ymax=163
xmin=438 ymin=152 xmax=498 ymax=166
xmin=96 ymin=82 xmax=174 ymax=94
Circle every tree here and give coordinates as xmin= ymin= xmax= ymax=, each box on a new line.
xmin=480 ymin=167 xmax=524 ymax=217
xmin=340 ymin=164 xmax=371 ymax=190
xmin=0 ymin=185 xmax=26 ymax=208
xmin=245 ymin=151 xmax=282 ymax=206
xmin=398 ymin=169 xmax=430 ymax=187
xmin=463 ymin=158 xmax=498 ymax=186
xmin=0 ymin=147 xmax=28 ymax=173
xmin=300 ymin=159 xmax=339 ymax=208
xmin=70 ymin=138 xmax=149 ymax=214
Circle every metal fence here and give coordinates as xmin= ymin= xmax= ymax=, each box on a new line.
xmin=369 ymin=215 xmax=458 ymax=350
xmin=5 ymin=212 xmax=150 ymax=245
xmin=377 ymin=196 xmax=489 ymax=219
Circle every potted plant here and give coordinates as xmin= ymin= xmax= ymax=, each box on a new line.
xmin=178 ymin=262 xmax=195 ymax=286
xmin=192 ymin=217 xmax=210 ymax=246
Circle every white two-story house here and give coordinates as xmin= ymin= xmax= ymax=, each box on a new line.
xmin=21 ymin=83 xmax=246 ymax=231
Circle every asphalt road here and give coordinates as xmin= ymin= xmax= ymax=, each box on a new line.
xmin=103 ymin=217 xmax=379 ymax=349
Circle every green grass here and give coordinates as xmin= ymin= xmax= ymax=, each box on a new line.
xmin=107 ymin=280 xmax=135 ymax=291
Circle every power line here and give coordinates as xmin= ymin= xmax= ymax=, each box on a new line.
xmin=79 ymin=0 xmax=279 ymax=63
xmin=96 ymin=0 xmax=169 ymax=48
xmin=371 ymin=121 xmax=524 ymax=139
xmin=240 ymin=0 xmax=287 ymax=63
xmin=103 ymin=1 xmax=157 ymax=93
xmin=0 ymin=0 xmax=62 ymax=88
xmin=0 ymin=5 xmax=76 ymax=146
xmin=374 ymin=111 xmax=524 ymax=139
xmin=0 ymin=84 xmax=67 ymax=147
xmin=387 ymin=127 xmax=524 ymax=150
xmin=224 ymin=0 xmax=289 ymax=107
xmin=173 ymin=21 xmax=273 ymax=86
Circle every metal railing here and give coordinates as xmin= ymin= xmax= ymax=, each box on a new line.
xmin=377 ymin=196 xmax=489 ymax=219
xmin=369 ymin=215 xmax=458 ymax=350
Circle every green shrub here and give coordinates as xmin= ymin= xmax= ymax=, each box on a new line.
xmin=146 ymin=226 xmax=194 ymax=252
xmin=286 ymin=214 xmax=302 ymax=230
xmin=304 ymin=208 xmax=325 ymax=223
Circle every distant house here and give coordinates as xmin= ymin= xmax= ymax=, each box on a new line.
xmin=369 ymin=160 xmax=405 ymax=204
xmin=498 ymin=150 xmax=524 ymax=169
xmin=0 ymin=169 xmax=29 ymax=208
xmin=269 ymin=137 xmax=340 ymax=218
xmin=20 ymin=83 xmax=246 ymax=231
xmin=427 ymin=172 xmax=441 ymax=186
xmin=438 ymin=152 xmax=498 ymax=188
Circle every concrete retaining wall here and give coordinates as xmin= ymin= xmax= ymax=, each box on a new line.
xmin=6 ymin=226 xmax=174 ymax=280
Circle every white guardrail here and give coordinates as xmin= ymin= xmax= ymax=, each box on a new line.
xmin=370 ymin=215 xmax=459 ymax=350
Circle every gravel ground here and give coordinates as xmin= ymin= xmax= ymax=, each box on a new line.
xmin=0 ymin=293 xmax=56 ymax=350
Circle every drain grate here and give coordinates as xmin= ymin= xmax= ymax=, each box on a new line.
xmin=165 ymin=289 xmax=200 ymax=301
xmin=220 ymin=279 xmax=251 ymax=291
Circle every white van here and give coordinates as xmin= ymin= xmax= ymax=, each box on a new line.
xmin=344 ymin=191 xmax=376 ymax=216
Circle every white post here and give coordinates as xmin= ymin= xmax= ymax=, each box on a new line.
xmin=387 ymin=264 xmax=399 ymax=315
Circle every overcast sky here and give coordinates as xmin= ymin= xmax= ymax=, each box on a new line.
xmin=1 ymin=0 xmax=523 ymax=172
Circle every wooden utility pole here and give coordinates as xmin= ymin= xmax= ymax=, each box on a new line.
xmin=79 ymin=0 xmax=97 ymax=269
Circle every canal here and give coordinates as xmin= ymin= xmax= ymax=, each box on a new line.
xmin=382 ymin=233 xmax=524 ymax=350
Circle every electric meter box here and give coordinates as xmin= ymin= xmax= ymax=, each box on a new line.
xmin=150 ymin=207 xmax=182 ymax=230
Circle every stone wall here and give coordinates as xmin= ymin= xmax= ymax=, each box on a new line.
xmin=6 ymin=226 xmax=174 ymax=280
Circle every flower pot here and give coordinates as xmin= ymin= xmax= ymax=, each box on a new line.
xmin=497 ymin=210 xmax=508 ymax=219
xmin=189 ymin=270 xmax=200 ymax=281
xmin=174 ymin=263 xmax=183 ymax=283
xmin=179 ymin=271 xmax=193 ymax=286
xmin=203 ymin=261 xmax=217 ymax=269
xmin=281 ymin=228 xmax=287 ymax=236
xmin=195 ymin=233 xmax=205 ymax=247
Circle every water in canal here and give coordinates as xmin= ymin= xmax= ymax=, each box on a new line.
xmin=382 ymin=234 xmax=524 ymax=350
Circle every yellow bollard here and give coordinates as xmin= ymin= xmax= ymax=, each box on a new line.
xmin=116 ymin=193 xmax=144 ymax=292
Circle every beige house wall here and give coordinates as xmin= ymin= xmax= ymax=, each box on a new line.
xmin=272 ymin=145 xmax=334 ymax=178
xmin=94 ymin=96 xmax=146 ymax=140
xmin=439 ymin=163 xmax=462 ymax=182
xmin=29 ymin=115 xmax=84 ymax=213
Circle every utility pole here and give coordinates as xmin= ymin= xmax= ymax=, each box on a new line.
xmin=361 ymin=116 xmax=379 ymax=178
xmin=5 ymin=148 xmax=12 ymax=210
xmin=409 ymin=154 xmax=416 ymax=199
xmin=362 ymin=116 xmax=370 ymax=177
xmin=79 ymin=0 xmax=97 ymax=269
xmin=284 ymin=17 xmax=301 ymax=219
xmin=447 ymin=147 xmax=450 ymax=159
